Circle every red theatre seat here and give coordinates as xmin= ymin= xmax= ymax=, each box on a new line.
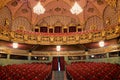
xmin=66 ymin=62 xmax=120 ymax=80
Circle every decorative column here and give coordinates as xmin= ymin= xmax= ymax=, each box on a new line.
xmin=48 ymin=27 xmax=50 ymax=33
xmin=106 ymin=52 xmax=109 ymax=58
xmin=49 ymin=25 xmax=53 ymax=33
xmin=63 ymin=25 xmax=68 ymax=33
xmin=7 ymin=50 xmax=11 ymax=60
xmin=64 ymin=56 xmax=69 ymax=64
xmin=7 ymin=53 xmax=10 ymax=60
xmin=77 ymin=24 xmax=82 ymax=32
xmin=61 ymin=27 xmax=63 ymax=33
xmin=28 ymin=53 xmax=32 ymax=61
xmin=76 ymin=26 xmax=78 ymax=32
xmin=85 ymin=51 xmax=89 ymax=60
xmin=52 ymin=27 xmax=54 ymax=33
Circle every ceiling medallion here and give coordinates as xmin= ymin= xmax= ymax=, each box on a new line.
xmin=70 ymin=1 xmax=83 ymax=15
xmin=33 ymin=1 xmax=45 ymax=15
xmin=55 ymin=7 xmax=61 ymax=12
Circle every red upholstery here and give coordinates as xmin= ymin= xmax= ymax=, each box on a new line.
xmin=60 ymin=57 xmax=65 ymax=71
xmin=0 ymin=63 xmax=52 ymax=80
xmin=66 ymin=62 xmax=120 ymax=80
xmin=52 ymin=57 xmax=58 ymax=71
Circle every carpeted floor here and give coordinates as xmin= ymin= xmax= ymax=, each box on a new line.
xmin=52 ymin=71 xmax=67 ymax=80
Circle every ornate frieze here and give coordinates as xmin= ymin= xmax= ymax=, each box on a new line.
xmin=0 ymin=25 xmax=119 ymax=45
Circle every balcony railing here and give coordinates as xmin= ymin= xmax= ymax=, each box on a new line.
xmin=0 ymin=24 xmax=119 ymax=45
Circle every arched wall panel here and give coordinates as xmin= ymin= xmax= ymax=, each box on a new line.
xmin=85 ymin=16 xmax=103 ymax=31
xmin=103 ymin=6 xmax=118 ymax=27
xmin=0 ymin=7 xmax=12 ymax=29
xmin=12 ymin=17 xmax=31 ymax=31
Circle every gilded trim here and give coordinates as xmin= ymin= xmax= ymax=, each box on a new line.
xmin=0 ymin=25 xmax=120 ymax=45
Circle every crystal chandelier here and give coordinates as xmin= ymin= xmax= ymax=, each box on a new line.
xmin=33 ymin=1 xmax=45 ymax=15
xmin=70 ymin=2 xmax=83 ymax=15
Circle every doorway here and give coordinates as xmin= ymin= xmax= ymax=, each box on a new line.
xmin=52 ymin=57 xmax=65 ymax=71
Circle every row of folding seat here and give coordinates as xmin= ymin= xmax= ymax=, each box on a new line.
xmin=66 ymin=62 xmax=120 ymax=80
xmin=0 ymin=63 xmax=52 ymax=80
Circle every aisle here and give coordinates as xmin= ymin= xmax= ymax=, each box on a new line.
xmin=52 ymin=71 xmax=67 ymax=80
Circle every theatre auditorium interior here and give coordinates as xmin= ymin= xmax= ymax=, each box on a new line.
xmin=0 ymin=0 xmax=120 ymax=80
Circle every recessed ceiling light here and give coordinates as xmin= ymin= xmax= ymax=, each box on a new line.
xmin=99 ymin=41 xmax=104 ymax=47
xmin=13 ymin=42 xmax=18 ymax=48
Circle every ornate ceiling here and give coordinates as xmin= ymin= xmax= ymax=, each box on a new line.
xmin=0 ymin=0 xmax=119 ymax=31
xmin=0 ymin=0 xmax=119 ymax=51
xmin=5 ymin=0 xmax=105 ymax=24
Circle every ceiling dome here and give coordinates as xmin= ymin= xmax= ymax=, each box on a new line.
xmin=0 ymin=0 xmax=118 ymax=31
xmin=0 ymin=0 xmax=119 ymax=45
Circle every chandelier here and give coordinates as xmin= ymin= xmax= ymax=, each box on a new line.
xmin=70 ymin=2 xmax=83 ymax=15
xmin=33 ymin=1 xmax=45 ymax=15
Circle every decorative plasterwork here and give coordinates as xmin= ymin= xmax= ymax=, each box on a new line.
xmin=4 ymin=0 xmax=108 ymax=26
xmin=37 ymin=15 xmax=78 ymax=27
xmin=105 ymin=0 xmax=117 ymax=8
xmin=0 ymin=0 xmax=11 ymax=9
xmin=0 ymin=25 xmax=119 ymax=45
xmin=0 ymin=0 xmax=118 ymax=31
xmin=12 ymin=17 xmax=32 ymax=31
xmin=0 ymin=0 xmax=118 ymax=21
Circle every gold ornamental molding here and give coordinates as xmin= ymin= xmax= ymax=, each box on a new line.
xmin=0 ymin=25 xmax=120 ymax=45
xmin=105 ymin=0 xmax=117 ymax=8
xmin=89 ymin=44 xmax=120 ymax=54
xmin=0 ymin=0 xmax=11 ymax=9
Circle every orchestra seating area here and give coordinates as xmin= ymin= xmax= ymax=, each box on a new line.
xmin=66 ymin=62 xmax=120 ymax=80
xmin=0 ymin=63 xmax=52 ymax=80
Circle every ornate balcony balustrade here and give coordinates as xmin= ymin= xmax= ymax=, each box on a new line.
xmin=0 ymin=25 xmax=120 ymax=45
